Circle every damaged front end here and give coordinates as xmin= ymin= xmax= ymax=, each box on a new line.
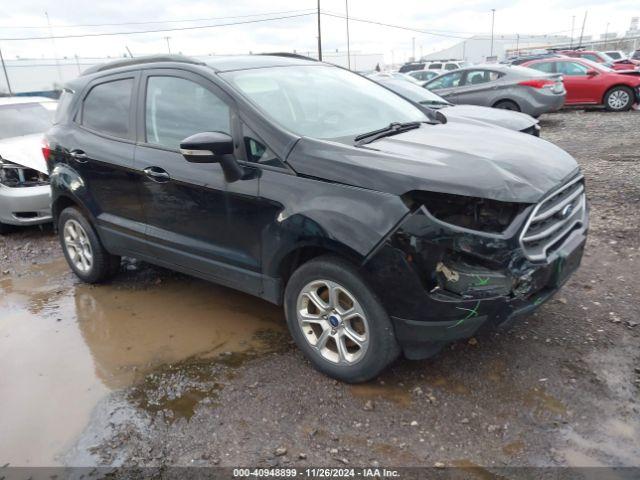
xmin=361 ymin=176 xmax=589 ymax=359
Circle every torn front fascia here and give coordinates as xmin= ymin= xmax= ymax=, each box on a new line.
xmin=390 ymin=205 xmax=543 ymax=300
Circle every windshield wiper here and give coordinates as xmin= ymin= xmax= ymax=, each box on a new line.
xmin=354 ymin=121 xmax=423 ymax=146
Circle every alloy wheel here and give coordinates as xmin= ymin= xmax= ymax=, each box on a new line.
xmin=63 ymin=219 xmax=93 ymax=273
xmin=296 ymin=279 xmax=369 ymax=365
xmin=608 ymin=90 xmax=630 ymax=110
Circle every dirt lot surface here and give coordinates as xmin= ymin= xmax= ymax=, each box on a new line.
xmin=1 ymin=110 xmax=639 ymax=472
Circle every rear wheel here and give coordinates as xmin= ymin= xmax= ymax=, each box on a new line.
xmin=284 ymin=255 xmax=400 ymax=383
xmin=58 ymin=207 xmax=120 ymax=283
xmin=604 ymin=86 xmax=633 ymax=111
xmin=493 ymin=99 xmax=521 ymax=111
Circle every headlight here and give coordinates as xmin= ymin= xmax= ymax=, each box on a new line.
xmin=0 ymin=158 xmax=49 ymax=187
xmin=403 ymin=191 xmax=527 ymax=234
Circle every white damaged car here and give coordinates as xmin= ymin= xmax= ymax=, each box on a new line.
xmin=0 ymin=97 xmax=57 ymax=233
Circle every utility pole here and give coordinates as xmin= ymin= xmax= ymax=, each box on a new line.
xmin=164 ymin=36 xmax=172 ymax=54
xmin=578 ymin=11 xmax=587 ymax=48
xmin=490 ymin=9 xmax=496 ymax=57
xmin=74 ymin=54 xmax=81 ymax=75
xmin=570 ymin=15 xmax=576 ymax=48
xmin=462 ymin=41 xmax=466 ymax=61
xmin=0 ymin=45 xmax=13 ymax=96
xmin=604 ymin=22 xmax=610 ymax=49
xmin=516 ymin=33 xmax=520 ymax=55
xmin=412 ymin=37 xmax=415 ymax=61
xmin=345 ymin=0 xmax=351 ymax=69
xmin=317 ymin=0 xmax=323 ymax=61
xmin=45 ymin=11 xmax=63 ymax=83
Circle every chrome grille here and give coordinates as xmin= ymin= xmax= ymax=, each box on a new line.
xmin=520 ymin=176 xmax=586 ymax=261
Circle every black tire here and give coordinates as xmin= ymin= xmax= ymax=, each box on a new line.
xmin=284 ymin=255 xmax=400 ymax=383
xmin=493 ymin=99 xmax=521 ymax=111
xmin=604 ymin=86 xmax=634 ymax=112
xmin=58 ymin=207 xmax=120 ymax=283
xmin=0 ymin=222 xmax=13 ymax=235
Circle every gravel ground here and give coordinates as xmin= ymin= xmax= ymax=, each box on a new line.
xmin=1 ymin=110 xmax=639 ymax=472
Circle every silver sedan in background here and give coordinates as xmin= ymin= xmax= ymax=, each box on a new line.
xmin=423 ymin=64 xmax=566 ymax=117
xmin=0 ymin=97 xmax=56 ymax=234
xmin=371 ymin=76 xmax=541 ymax=135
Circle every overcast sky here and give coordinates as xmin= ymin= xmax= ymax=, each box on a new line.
xmin=0 ymin=0 xmax=638 ymax=62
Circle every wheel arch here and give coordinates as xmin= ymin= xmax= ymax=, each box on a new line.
xmin=491 ymin=98 xmax=521 ymax=110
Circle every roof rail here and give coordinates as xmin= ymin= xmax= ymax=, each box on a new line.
xmin=81 ymin=54 xmax=205 ymax=76
xmin=259 ymin=52 xmax=318 ymax=62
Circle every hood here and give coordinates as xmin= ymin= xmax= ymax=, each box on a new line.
xmin=0 ymin=134 xmax=47 ymax=174
xmin=288 ymin=122 xmax=579 ymax=204
xmin=442 ymin=104 xmax=536 ymax=132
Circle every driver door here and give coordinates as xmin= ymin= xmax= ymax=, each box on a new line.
xmin=134 ymin=69 xmax=262 ymax=294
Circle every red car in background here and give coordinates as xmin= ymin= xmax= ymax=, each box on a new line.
xmin=521 ymin=57 xmax=640 ymax=111
xmin=559 ymin=50 xmax=640 ymax=71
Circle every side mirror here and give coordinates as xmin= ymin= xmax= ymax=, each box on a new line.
xmin=179 ymin=131 xmax=233 ymax=163
xmin=586 ymin=69 xmax=598 ymax=76
xmin=180 ymin=131 xmax=245 ymax=183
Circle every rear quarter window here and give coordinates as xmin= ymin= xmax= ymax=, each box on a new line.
xmin=53 ymin=90 xmax=74 ymax=124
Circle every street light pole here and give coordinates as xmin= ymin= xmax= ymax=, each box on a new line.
xmin=345 ymin=0 xmax=351 ymax=69
xmin=570 ymin=15 xmax=576 ymax=48
xmin=412 ymin=37 xmax=415 ymax=61
xmin=164 ymin=36 xmax=172 ymax=54
xmin=604 ymin=22 xmax=610 ymax=49
xmin=490 ymin=9 xmax=496 ymax=58
xmin=317 ymin=0 xmax=323 ymax=61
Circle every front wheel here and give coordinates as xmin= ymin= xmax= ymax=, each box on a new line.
xmin=604 ymin=86 xmax=633 ymax=111
xmin=284 ymin=255 xmax=399 ymax=383
xmin=58 ymin=207 xmax=120 ymax=283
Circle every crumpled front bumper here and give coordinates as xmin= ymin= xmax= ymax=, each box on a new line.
xmin=0 ymin=184 xmax=52 ymax=226
xmin=361 ymin=202 xmax=589 ymax=359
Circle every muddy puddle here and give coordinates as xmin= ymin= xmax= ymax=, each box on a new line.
xmin=0 ymin=258 xmax=286 ymax=466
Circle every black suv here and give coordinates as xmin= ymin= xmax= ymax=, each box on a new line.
xmin=45 ymin=54 xmax=588 ymax=382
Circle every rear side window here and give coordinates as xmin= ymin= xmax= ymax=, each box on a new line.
xmin=464 ymin=70 xmax=502 ymax=85
xmin=428 ymin=63 xmax=442 ymax=70
xmin=145 ymin=76 xmax=230 ymax=150
xmin=427 ymin=71 xmax=464 ymax=89
xmin=82 ymin=78 xmax=133 ymax=138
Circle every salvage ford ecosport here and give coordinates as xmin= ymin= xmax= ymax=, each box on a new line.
xmin=45 ymin=55 xmax=588 ymax=382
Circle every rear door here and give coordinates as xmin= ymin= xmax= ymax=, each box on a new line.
xmin=68 ymin=72 xmax=148 ymax=253
xmin=453 ymin=69 xmax=504 ymax=106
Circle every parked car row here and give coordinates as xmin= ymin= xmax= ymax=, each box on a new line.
xmin=391 ymin=49 xmax=640 ymax=115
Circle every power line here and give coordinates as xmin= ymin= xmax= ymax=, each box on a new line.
xmin=0 ymin=8 xmax=317 ymax=29
xmin=0 ymin=12 xmax=316 ymax=41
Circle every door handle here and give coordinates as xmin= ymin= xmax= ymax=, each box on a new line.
xmin=143 ymin=166 xmax=171 ymax=183
xmin=69 ymin=150 xmax=89 ymax=163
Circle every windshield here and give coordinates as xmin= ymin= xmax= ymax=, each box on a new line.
xmin=222 ymin=65 xmax=428 ymax=140
xmin=579 ymin=58 xmax=614 ymax=72
xmin=377 ymin=79 xmax=450 ymax=106
xmin=0 ymin=103 xmax=53 ymax=140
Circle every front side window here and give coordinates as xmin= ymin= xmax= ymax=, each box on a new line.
xmin=82 ymin=78 xmax=133 ymax=138
xmin=444 ymin=63 xmax=458 ymax=71
xmin=530 ymin=62 xmax=555 ymax=73
xmin=145 ymin=76 xmax=230 ymax=150
xmin=222 ymin=65 xmax=427 ymax=140
xmin=426 ymin=71 xmax=464 ymax=90
xmin=557 ymin=62 xmax=589 ymax=76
